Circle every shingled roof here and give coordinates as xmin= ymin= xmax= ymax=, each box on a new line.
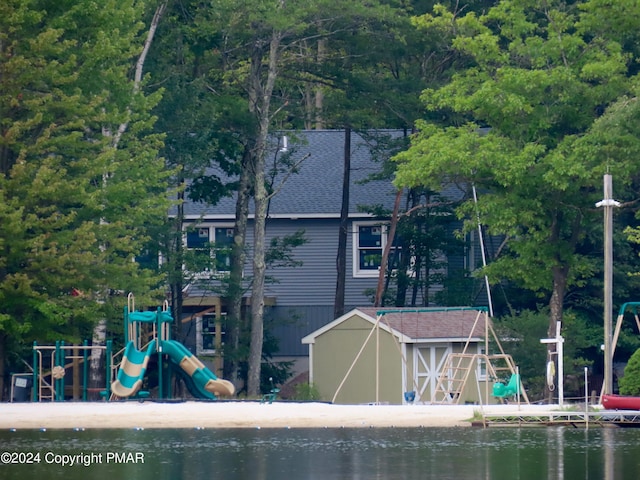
xmin=182 ymin=129 xmax=465 ymax=219
xmin=358 ymin=307 xmax=489 ymax=341
xmin=302 ymin=307 xmax=490 ymax=344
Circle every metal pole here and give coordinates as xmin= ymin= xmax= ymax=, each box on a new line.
xmin=472 ymin=186 xmax=494 ymax=317
xmin=584 ymin=366 xmax=589 ymax=430
xmin=83 ymin=339 xmax=88 ymax=401
xmin=105 ymin=340 xmax=112 ymax=401
xmin=516 ymin=365 xmax=520 ymax=408
xmin=376 ymin=316 xmax=380 ymax=405
xmin=55 ymin=341 xmax=60 ymax=402
xmin=596 ymin=174 xmax=619 ymax=396
xmin=32 ymin=342 xmax=38 ymax=402
xmin=60 ymin=340 xmax=65 ymax=401
xmin=157 ymin=308 xmax=163 ymax=400
xmin=556 ymin=321 xmax=564 ymax=407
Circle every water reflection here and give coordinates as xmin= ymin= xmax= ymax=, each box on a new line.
xmin=1 ymin=427 xmax=640 ymax=480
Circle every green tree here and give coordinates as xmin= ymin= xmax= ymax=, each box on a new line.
xmin=0 ymin=0 xmax=171 ymax=396
xmin=315 ymin=2 xmax=498 ymax=311
xmin=185 ymin=0 xmax=410 ymax=396
xmin=619 ymin=348 xmax=640 ymax=396
xmin=144 ymin=1 xmax=245 ymax=342
xmin=394 ymin=0 xmax=635 ymax=385
xmin=497 ymin=309 xmax=598 ymax=400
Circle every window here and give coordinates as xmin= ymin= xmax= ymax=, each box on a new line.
xmin=196 ymin=314 xmax=225 ymax=355
xmin=477 ymin=346 xmax=487 ymax=381
xmin=135 ymin=245 xmax=161 ymax=271
xmin=213 ymin=227 xmax=233 ymax=271
xmin=185 ymin=225 xmax=234 ymax=276
xmin=352 ymin=221 xmax=400 ymax=278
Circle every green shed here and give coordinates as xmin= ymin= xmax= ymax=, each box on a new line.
xmin=302 ymin=307 xmax=515 ymax=405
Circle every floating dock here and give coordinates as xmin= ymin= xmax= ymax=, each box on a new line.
xmin=481 ymin=409 xmax=640 ymax=427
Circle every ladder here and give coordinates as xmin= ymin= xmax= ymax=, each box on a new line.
xmin=432 ymin=353 xmax=529 ymax=405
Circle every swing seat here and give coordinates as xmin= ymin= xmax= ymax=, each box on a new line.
xmin=493 ymin=374 xmax=520 ymax=398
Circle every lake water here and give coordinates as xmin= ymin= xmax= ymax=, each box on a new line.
xmin=1 ymin=426 xmax=639 ymax=479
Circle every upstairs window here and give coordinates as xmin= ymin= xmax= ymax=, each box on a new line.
xmin=213 ymin=227 xmax=233 ymax=271
xmin=352 ymin=222 xmax=400 ymax=278
xmin=185 ymin=225 xmax=234 ymax=276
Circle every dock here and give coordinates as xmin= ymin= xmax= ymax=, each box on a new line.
xmin=481 ymin=409 xmax=640 ymax=427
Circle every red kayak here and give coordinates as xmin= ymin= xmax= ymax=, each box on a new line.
xmin=602 ymin=394 xmax=640 ymax=410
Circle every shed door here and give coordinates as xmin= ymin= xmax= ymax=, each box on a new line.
xmin=414 ymin=344 xmax=451 ymax=402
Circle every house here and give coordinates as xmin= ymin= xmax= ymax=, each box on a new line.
xmin=301 ymin=307 xmax=502 ymax=405
xmin=177 ymin=129 xmax=481 ymax=381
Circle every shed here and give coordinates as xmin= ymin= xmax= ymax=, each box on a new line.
xmin=302 ymin=307 xmax=509 ymax=405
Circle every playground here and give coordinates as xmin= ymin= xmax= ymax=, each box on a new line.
xmin=13 ymin=294 xmax=234 ymax=403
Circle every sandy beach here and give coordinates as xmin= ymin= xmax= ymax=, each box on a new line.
xmin=0 ymin=401 xmax=563 ymax=430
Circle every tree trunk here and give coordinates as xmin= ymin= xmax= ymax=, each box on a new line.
xmin=89 ymin=318 xmax=106 ymax=393
xmin=225 ymin=146 xmax=252 ymax=386
xmin=246 ymin=31 xmax=282 ymax=396
xmin=547 ymin=264 xmax=568 ymax=402
xmin=247 ymin=155 xmax=268 ymax=395
xmin=395 ymin=190 xmax=415 ymax=306
xmin=334 ymin=127 xmax=351 ymax=319
xmin=170 ymin=179 xmax=184 ymax=347
xmin=314 ymin=39 xmax=326 ymax=129
xmin=90 ymin=1 xmax=166 ymax=392
xmin=374 ymin=189 xmax=402 ymax=307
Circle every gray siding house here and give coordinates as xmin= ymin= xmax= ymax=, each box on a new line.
xmin=177 ymin=129 xmax=477 ymax=378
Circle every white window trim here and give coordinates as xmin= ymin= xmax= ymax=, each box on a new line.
xmin=352 ymin=220 xmax=389 ymax=278
xmin=477 ymin=345 xmax=488 ymax=382
xmin=195 ymin=313 xmax=224 ymax=356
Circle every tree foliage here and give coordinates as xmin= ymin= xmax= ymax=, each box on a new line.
xmin=394 ymin=0 xmax=637 ymax=335
xmin=156 ymin=0 xmax=424 ymax=395
xmin=619 ymin=348 xmax=640 ymax=396
xmin=0 ymin=0 xmax=172 ymax=394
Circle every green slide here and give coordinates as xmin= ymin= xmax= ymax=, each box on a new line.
xmin=111 ymin=340 xmax=156 ymax=398
xmin=160 ymin=340 xmax=235 ymax=399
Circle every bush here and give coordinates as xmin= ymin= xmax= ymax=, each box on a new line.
xmin=619 ymin=348 xmax=640 ymax=396
xmin=292 ymin=382 xmax=321 ymax=401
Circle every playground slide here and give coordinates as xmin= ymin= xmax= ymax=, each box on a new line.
xmin=111 ymin=340 xmax=157 ymax=398
xmin=161 ymin=340 xmax=235 ymax=399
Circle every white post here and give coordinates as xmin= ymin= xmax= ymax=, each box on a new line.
xmin=516 ymin=365 xmax=521 ymax=410
xmin=540 ymin=321 xmax=564 ymax=406
xmin=596 ymin=174 xmax=620 ymax=396
xmin=585 ymin=366 xmax=589 ymax=430
xmin=556 ymin=321 xmax=564 ymax=407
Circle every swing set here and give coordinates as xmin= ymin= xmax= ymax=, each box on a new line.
xmin=432 ymin=308 xmax=529 ymax=405
xmin=331 ymin=306 xmax=528 ymax=406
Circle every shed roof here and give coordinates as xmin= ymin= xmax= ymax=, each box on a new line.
xmin=302 ymin=307 xmax=490 ymax=344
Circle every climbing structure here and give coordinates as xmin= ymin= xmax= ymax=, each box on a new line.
xmin=432 ymin=309 xmax=529 ymax=405
xmin=110 ymin=294 xmax=235 ymax=400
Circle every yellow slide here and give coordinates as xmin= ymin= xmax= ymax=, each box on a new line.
xmin=161 ymin=340 xmax=234 ymax=399
xmin=111 ymin=340 xmax=156 ymax=398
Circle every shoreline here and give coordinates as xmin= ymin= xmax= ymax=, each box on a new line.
xmin=0 ymin=401 xmax=563 ymax=430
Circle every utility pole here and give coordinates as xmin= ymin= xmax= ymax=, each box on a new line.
xmin=596 ymin=174 xmax=620 ymax=396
